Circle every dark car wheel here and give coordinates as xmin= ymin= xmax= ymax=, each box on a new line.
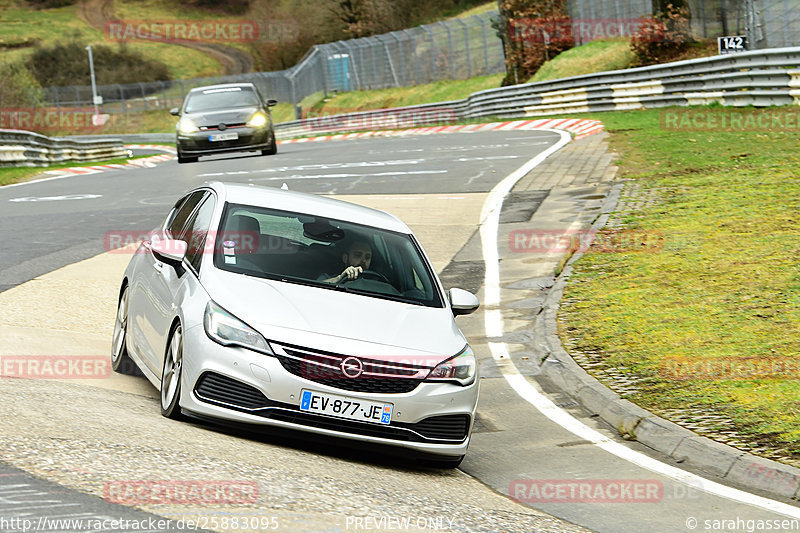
xmin=262 ymin=133 xmax=277 ymax=156
xmin=177 ymin=147 xmax=198 ymax=164
xmin=160 ymin=324 xmax=185 ymax=419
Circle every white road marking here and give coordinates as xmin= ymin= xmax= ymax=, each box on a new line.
xmin=250 ymin=170 xmax=447 ymax=181
xmin=455 ymin=156 xmax=522 ymax=162
xmin=479 ymin=129 xmax=800 ymax=518
xmin=9 ymin=194 xmax=102 ymax=202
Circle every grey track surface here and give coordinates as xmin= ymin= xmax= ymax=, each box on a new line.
xmin=2 ymin=130 xmax=799 ymax=533
xmin=0 ymin=463 xmax=207 ymax=532
xmin=0 ymin=131 xmax=558 ymax=293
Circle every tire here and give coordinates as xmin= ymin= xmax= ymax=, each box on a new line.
xmin=111 ymin=286 xmax=139 ymax=375
xmin=262 ymin=133 xmax=277 ymax=155
xmin=160 ymin=324 xmax=185 ymax=420
xmin=177 ymin=148 xmax=197 ymax=164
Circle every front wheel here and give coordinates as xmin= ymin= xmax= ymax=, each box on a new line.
xmin=262 ymin=133 xmax=277 ymax=156
xmin=111 ymin=286 xmax=138 ymax=375
xmin=160 ymin=324 xmax=184 ymax=419
xmin=177 ymin=148 xmax=198 ymax=164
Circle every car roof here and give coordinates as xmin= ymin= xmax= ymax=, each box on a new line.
xmin=205 ymin=182 xmax=412 ymax=234
xmin=188 ymin=83 xmax=257 ymax=94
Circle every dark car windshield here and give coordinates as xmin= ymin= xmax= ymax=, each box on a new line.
xmin=184 ymin=87 xmax=260 ymax=113
xmin=212 ymin=203 xmax=444 ymax=308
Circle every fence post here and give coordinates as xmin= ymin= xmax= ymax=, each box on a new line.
xmin=438 ymin=21 xmax=455 ymax=79
xmin=289 ymin=75 xmax=301 ymax=120
xmin=390 ymin=32 xmax=406 ymax=86
xmin=118 ymin=85 xmax=126 ymax=116
xmin=455 ymin=18 xmax=471 ymax=79
xmin=421 ymin=25 xmax=436 ymax=82
xmin=377 ymin=35 xmax=400 ymax=87
xmin=341 ymin=41 xmax=361 ymax=91
xmin=475 ymin=15 xmax=489 ymax=74
xmin=403 ymin=29 xmax=420 ymax=85
xmin=160 ymin=81 xmax=167 ymax=109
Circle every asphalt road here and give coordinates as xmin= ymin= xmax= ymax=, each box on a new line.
xmin=1 ymin=131 xmax=799 ymax=533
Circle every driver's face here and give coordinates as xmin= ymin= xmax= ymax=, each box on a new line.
xmin=344 ymin=242 xmax=372 ymax=269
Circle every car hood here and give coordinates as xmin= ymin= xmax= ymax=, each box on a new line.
xmin=204 ymin=268 xmax=465 ymax=361
xmin=186 ymin=107 xmax=259 ymax=126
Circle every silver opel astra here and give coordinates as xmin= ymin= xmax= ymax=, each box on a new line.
xmin=112 ymin=182 xmax=480 ymax=467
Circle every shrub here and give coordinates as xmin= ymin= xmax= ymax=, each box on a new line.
xmin=26 ymin=41 xmax=171 ymax=87
xmin=0 ymin=62 xmax=44 ymax=108
xmin=630 ymin=3 xmax=692 ymax=66
xmin=23 ymin=0 xmax=76 ymax=8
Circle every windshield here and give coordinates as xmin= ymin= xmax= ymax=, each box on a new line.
xmin=213 ymin=203 xmax=444 ymax=308
xmin=184 ymin=87 xmax=260 ymax=113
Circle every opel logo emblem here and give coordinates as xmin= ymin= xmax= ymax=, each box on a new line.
xmin=340 ymin=357 xmax=363 ymax=378
xmin=218 ymin=123 xmax=227 ymax=131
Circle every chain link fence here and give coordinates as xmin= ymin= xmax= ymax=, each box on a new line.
xmin=41 ymin=11 xmax=504 ymax=120
xmin=38 ymin=2 xmax=800 ymax=121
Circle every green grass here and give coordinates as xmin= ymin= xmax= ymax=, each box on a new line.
xmin=447 ymin=1 xmax=496 ymax=19
xmin=0 ymin=154 xmax=157 ymax=186
xmin=0 ymin=0 xmax=221 ymax=79
xmin=528 ymin=38 xmax=634 ymax=83
xmin=557 ymin=106 xmax=800 ymax=457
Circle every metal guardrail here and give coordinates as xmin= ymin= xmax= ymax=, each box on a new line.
xmin=274 ymin=46 xmax=800 ymax=138
xmin=0 ymin=129 xmax=126 ymax=168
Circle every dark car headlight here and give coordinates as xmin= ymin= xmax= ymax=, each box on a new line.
xmin=178 ymin=116 xmax=199 ymax=134
xmin=425 ymin=346 xmax=476 ymax=386
xmin=246 ymin=112 xmax=268 ymax=128
xmin=204 ymin=301 xmax=273 ymax=354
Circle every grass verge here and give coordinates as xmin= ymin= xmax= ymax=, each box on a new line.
xmin=557 ymin=106 xmax=800 ymax=460
xmin=0 ymin=154 xmax=158 ymax=186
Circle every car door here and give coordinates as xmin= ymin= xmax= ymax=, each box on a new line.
xmin=130 ymin=190 xmax=208 ymax=375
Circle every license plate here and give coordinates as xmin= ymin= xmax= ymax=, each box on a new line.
xmin=300 ymin=390 xmax=393 ymax=425
xmin=209 ymin=132 xmax=238 ymax=141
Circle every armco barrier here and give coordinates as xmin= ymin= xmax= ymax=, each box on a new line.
xmin=276 ymin=47 xmax=800 ymax=138
xmin=0 ymin=129 xmax=126 ymax=168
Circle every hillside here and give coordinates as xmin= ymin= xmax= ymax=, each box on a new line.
xmin=0 ymin=0 xmax=495 ymax=87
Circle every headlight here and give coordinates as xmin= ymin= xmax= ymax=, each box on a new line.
xmin=425 ymin=346 xmax=476 ymax=386
xmin=247 ymin=112 xmax=267 ymax=128
xmin=203 ymin=301 xmax=272 ymax=354
xmin=178 ymin=117 xmax=198 ymax=134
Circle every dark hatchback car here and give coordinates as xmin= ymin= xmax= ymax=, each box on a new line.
xmin=170 ymin=83 xmax=278 ymax=164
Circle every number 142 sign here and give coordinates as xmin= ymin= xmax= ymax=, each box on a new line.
xmin=718 ymin=36 xmax=747 ymax=55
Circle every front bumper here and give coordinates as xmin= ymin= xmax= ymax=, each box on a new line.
xmin=177 ymin=126 xmax=273 ymax=156
xmin=179 ymin=324 xmax=479 ymax=457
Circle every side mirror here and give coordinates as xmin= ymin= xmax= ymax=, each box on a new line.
xmin=169 ymin=107 xmax=180 ymax=116
xmin=448 ymin=288 xmax=479 ymax=316
xmin=151 ymin=239 xmax=187 ymax=265
xmin=266 ymin=99 xmax=278 ymax=108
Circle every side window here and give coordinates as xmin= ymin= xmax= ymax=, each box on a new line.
xmin=184 ymin=195 xmax=217 ymax=272
xmin=167 ymin=191 xmax=206 ymax=239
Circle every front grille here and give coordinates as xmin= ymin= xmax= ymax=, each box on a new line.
xmin=192 ymin=373 xmax=470 ymax=443
xmin=272 ymin=343 xmax=431 ymax=394
xmin=194 ymin=372 xmax=272 ymax=410
xmin=410 ymin=414 xmax=471 ymax=441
